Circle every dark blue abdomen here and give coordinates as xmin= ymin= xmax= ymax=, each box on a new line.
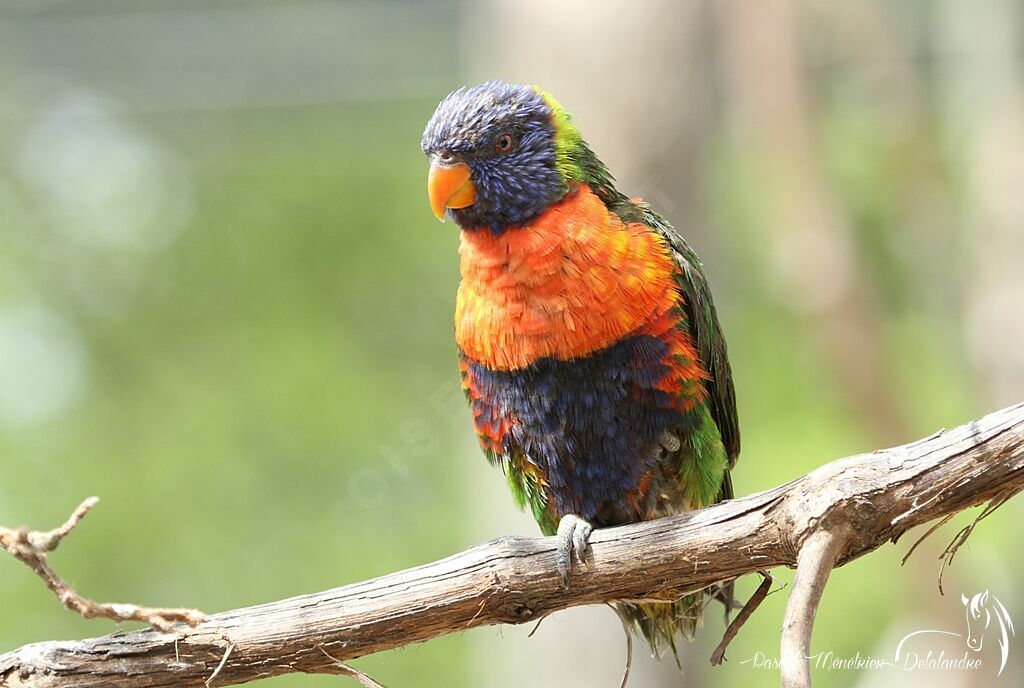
xmin=464 ymin=333 xmax=687 ymax=525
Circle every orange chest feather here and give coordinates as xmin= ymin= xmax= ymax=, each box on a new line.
xmin=454 ymin=185 xmax=682 ymax=370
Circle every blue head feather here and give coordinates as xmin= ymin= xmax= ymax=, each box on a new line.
xmin=421 ymin=82 xmax=568 ymax=233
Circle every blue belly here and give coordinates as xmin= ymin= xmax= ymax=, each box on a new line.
xmin=463 ymin=333 xmax=688 ymax=525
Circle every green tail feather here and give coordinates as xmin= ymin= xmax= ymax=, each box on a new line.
xmin=617 ymin=593 xmax=707 ymax=662
xmin=617 ymin=580 xmax=735 ymax=661
xmin=620 ymin=406 xmax=735 ymax=659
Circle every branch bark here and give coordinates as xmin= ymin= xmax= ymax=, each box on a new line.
xmin=2 ymin=402 xmax=1023 ymax=688
xmin=780 ymin=529 xmax=849 ymax=687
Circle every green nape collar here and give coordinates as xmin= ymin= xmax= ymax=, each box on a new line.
xmin=532 ymin=87 xmax=584 ymax=182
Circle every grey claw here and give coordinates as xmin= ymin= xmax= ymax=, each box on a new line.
xmin=556 ymin=514 xmax=593 ymax=589
xmin=573 ymin=520 xmax=592 ymax=561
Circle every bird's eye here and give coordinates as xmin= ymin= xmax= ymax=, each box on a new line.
xmin=494 ymin=134 xmax=515 ymax=154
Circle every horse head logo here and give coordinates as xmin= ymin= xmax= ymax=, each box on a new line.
xmin=962 ymin=590 xmax=1015 ymax=674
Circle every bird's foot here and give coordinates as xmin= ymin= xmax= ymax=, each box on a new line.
xmin=555 ymin=514 xmax=593 ymax=589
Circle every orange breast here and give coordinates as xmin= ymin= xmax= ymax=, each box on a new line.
xmin=455 ymin=185 xmax=682 ymax=370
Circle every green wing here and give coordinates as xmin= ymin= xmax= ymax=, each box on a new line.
xmin=656 ymin=217 xmax=740 ymax=468
xmin=574 ymin=151 xmax=740 ymax=480
xmin=614 ymin=199 xmax=741 ymax=478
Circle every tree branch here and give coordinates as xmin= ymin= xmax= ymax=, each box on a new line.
xmin=2 ymin=402 xmax=1023 ymax=688
xmin=780 ymin=528 xmax=849 ymax=688
xmin=0 ymin=498 xmax=206 ymax=633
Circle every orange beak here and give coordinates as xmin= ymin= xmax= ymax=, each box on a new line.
xmin=427 ymin=160 xmax=476 ymax=221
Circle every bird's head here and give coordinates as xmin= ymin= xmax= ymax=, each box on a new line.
xmin=421 ymin=81 xmax=591 ymax=233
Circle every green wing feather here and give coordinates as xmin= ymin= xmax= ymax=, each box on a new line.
xmin=652 ymin=217 xmax=741 ymax=469
xmin=616 ymin=197 xmax=742 ymax=653
xmin=566 ymin=137 xmax=741 ymax=654
xmin=547 ymin=102 xmax=739 ymax=472
xmin=581 ymin=165 xmax=740 ymax=483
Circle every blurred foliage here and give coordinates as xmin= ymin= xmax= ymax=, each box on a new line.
xmin=0 ymin=99 xmax=473 ymax=686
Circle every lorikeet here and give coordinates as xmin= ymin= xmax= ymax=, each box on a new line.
xmin=421 ymin=82 xmax=740 ymax=656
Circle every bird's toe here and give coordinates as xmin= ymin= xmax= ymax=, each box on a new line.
xmin=556 ymin=514 xmax=593 ymax=589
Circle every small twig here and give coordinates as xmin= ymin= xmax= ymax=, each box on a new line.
xmin=526 ymin=616 xmax=546 ymax=638
xmin=0 ymin=498 xmax=207 ymax=632
xmin=900 ymin=513 xmax=955 ymax=565
xmin=319 ymin=647 xmax=390 ymax=688
xmin=780 ymin=528 xmax=850 ymax=688
xmin=938 ymin=490 xmax=1016 ymax=594
xmin=608 ymin=604 xmax=633 ymax=688
xmin=27 ymin=496 xmax=99 ymax=551
xmin=710 ymin=571 xmax=773 ymax=665
xmin=464 ymin=587 xmax=500 ymax=629
xmin=205 ymin=643 xmax=234 ymax=687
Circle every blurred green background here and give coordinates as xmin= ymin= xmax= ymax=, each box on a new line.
xmin=1 ymin=1 xmax=1021 ymax=686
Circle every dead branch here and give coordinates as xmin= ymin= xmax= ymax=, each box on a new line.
xmin=2 ymin=402 xmax=1023 ymax=688
xmin=780 ymin=529 xmax=849 ymax=687
xmin=710 ymin=571 xmax=773 ymax=666
xmin=0 ymin=498 xmax=206 ymax=632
